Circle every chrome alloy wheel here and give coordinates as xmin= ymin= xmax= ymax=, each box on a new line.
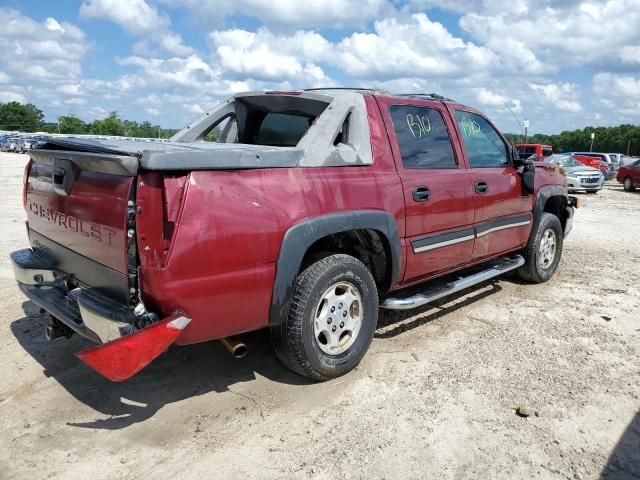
xmin=539 ymin=228 xmax=557 ymax=269
xmin=313 ymin=281 xmax=363 ymax=355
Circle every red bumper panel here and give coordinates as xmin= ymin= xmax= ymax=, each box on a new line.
xmin=75 ymin=314 xmax=191 ymax=382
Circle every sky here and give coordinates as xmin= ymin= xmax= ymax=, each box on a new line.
xmin=0 ymin=0 xmax=639 ymax=135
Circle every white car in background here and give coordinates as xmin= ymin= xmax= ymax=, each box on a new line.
xmin=545 ymin=154 xmax=604 ymax=194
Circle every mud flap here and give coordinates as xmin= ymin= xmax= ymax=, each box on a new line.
xmin=75 ymin=314 xmax=191 ymax=382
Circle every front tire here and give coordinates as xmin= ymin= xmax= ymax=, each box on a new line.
xmin=272 ymin=254 xmax=378 ymax=381
xmin=623 ymin=176 xmax=635 ymax=191
xmin=518 ymin=213 xmax=564 ymax=283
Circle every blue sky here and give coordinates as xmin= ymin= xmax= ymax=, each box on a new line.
xmin=1 ymin=0 xmax=639 ymax=134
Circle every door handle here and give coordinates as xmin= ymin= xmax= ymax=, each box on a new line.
xmin=474 ymin=181 xmax=489 ymax=194
xmin=412 ymin=186 xmax=431 ymax=202
xmin=52 ymin=159 xmax=78 ymax=196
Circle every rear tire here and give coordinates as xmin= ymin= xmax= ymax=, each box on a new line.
xmin=272 ymin=254 xmax=378 ymax=381
xmin=623 ymin=176 xmax=635 ymax=191
xmin=518 ymin=213 xmax=563 ymax=284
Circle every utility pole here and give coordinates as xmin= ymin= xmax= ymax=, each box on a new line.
xmin=57 ymin=121 xmax=60 ymax=134
xmin=627 ymin=139 xmax=631 ymax=156
xmin=523 ymin=119 xmax=529 ymax=143
xmin=590 ymin=132 xmax=595 ymax=152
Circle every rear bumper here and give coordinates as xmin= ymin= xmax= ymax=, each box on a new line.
xmin=11 ymin=248 xmax=133 ymax=344
xmin=11 ymin=247 xmax=191 ymax=381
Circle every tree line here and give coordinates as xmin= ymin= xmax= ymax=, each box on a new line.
xmin=0 ymin=101 xmax=177 ymax=138
xmin=503 ymin=124 xmax=640 ymax=155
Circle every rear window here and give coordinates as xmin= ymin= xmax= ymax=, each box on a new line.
xmin=197 ymin=94 xmax=328 ymax=147
xmin=254 ymin=113 xmax=312 ymax=147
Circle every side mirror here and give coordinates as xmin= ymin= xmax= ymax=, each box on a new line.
xmin=510 ymin=146 xmax=535 ymax=192
xmin=521 ymin=158 xmax=535 ymax=192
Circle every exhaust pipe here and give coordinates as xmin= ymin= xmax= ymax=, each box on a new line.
xmin=220 ymin=336 xmax=248 ymax=359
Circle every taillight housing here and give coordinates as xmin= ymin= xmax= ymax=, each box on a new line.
xmin=22 ymin=159 xmax=32 ymax=210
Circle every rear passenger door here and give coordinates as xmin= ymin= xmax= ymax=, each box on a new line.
xmin=379 ymin=97 xmax=475 ymax=283
xmin=450 ymin=109 xmax=533 ymax=260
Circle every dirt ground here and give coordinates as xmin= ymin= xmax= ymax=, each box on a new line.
xmin=0 ymin=151 xmax=638 ymax=480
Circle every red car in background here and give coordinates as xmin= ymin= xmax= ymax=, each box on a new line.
xmin=515 ymin=143 xmax=553 ymax=160
xmin=617 ymin=158 xmax=640 ymax=191
xmin=574 ymin=154 xmax=601 ymax=170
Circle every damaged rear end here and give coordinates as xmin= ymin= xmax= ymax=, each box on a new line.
xmin=11 ymin=139 xmax=190 ymax=381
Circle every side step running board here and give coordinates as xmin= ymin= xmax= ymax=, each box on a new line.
xmin=381 ymin=254 xmax=525 ymax=311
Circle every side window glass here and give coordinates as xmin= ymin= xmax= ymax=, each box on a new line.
xmin=389 ymin=105 xmax=457 ymax=169
xmin=454 ymin=111 xmax=509 ymax=168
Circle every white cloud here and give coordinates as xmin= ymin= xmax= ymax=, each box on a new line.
xmin=207 ymin=13 xmax=527 ymax=87
xmin=0 ymin=8 xmax=89 ymax=82
xmin=620 ymin=46 xmax=640 ymax=65
xmin=332 ymin=14 xmax=496 ymax=79
xmin=57 ymin=84 xmax=85 ymax=96
xmin=158 ymin=32 xmax=194 ymax=56
xmin=459 ymin=0 xmax=640 ymax=70
xmin=88 ymin=106 xmax=109 ymax=119
xmin=160 ymin=0 xmax=389 ymax=30
xmin=185 ymin=104 xmax=204 ymax=115
xmin=593 ymin=73 xmax=640 ymax=101
xmin=80 ymin=0 xmax=169 ymax=34
xmin=474 ymin=88 xmax=523 ymax=113
xmin=529 ymin=82 xmax=582 ymax=112
xmin=117 ymin=55 xmax=221 ymax=89
xmin=593 ymin=73 xmax=640 ymax=118
xmin=0 ymin=90 xmax=26 ymax=103
xmin=209 ymin=29 xmax=332 ymax=83
xmin=64 ymin=97 xmax=87 ymax=105
xmin=409 ymin=0 xmax=530 ymax=15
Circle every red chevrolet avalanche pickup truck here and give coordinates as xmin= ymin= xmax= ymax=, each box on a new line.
xmin=11 ymin=89 xmax=577 ymax=382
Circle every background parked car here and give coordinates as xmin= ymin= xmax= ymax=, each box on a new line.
xmin=609 ymin=153 xmax=622 ymax=166
xmin=617 ymin=159 xmax=640 ymax=191
xmin=573 ymin=154 xmax=601 ymax=169
xmin=546 ymin=154 xmax=604 ymax=193
xmin=514 ymin=143 xmax=553 ymax=160
xmin=18 ymin=138 xmax=35 ymax=153
xmin=5 ymin=138 xmax=19 ymax=152
xmin=620 ymin=155 xmax=640 ymax=167
xmin=570 ymin=152 xmax=619 ymax=179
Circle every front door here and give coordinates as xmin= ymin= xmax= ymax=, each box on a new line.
xmin=378 ymin=97 xmax=475 ymax=283
xmin=450 ymin=109 xmax=533 ymax=260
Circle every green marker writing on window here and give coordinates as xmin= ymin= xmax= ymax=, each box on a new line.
xmin=406 ymin=113 xmax=431 ymax=139
xmin=461 ymin=116 xmax=481 ymax=137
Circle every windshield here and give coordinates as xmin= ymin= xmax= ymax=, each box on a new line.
xmin=546 ymin=154 xmax=581 ymax=167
